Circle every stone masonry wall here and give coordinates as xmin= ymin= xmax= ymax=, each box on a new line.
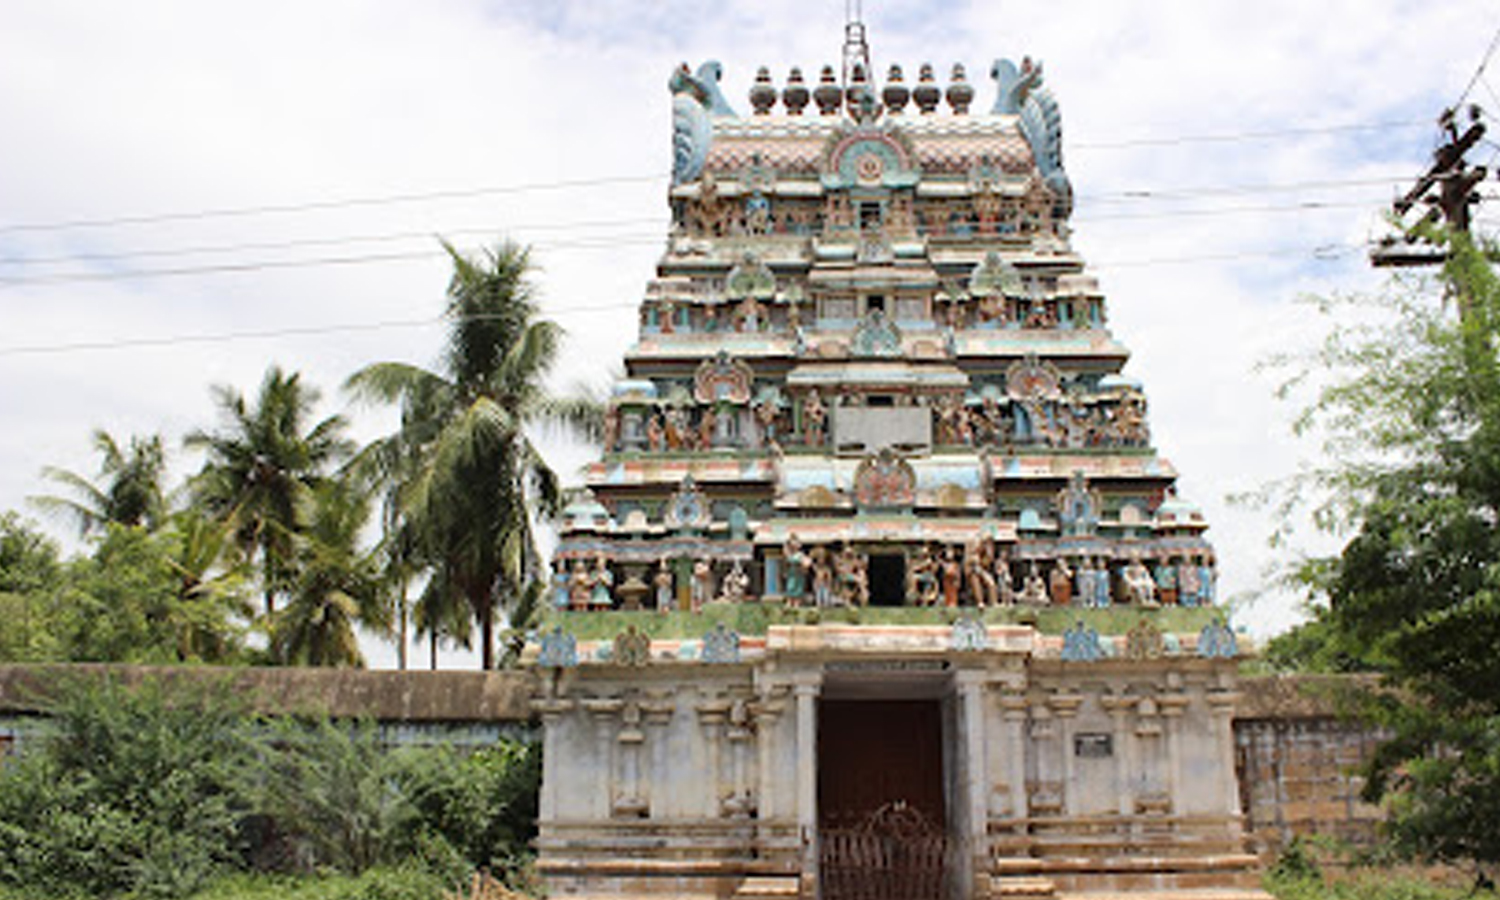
xmin=1233 ymin=675 xmax=1387 ymax=859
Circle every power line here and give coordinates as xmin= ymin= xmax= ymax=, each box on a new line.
xmin=0 ymin=217 xmax=667 ymax=267
xmin=0 ymin=235 xmax=668 ymax=288
xmin=0 ymin=174 xmax=1410 ymax=271
xmin=0 ymin=174 xmax=668 ymax=236
xmin=1455 ymin=22 xmax=1500 ymax=110
xmin=0 ymin=119 xmax=1431 ymax=238
xmin=0 ymin=193 xmax=1401 ymax=287
xmin=0 ymin=241 xmax=1368 ymax=358
xmin=1070 ymin=120 xmax=1428 ymax=151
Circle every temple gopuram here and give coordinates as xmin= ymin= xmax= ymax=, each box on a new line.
xmin=530 ymin=28 xmax=1264 ymax=900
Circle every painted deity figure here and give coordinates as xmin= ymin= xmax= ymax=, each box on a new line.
xmin=964 ymin=543 xmax=998 ymax=607
xmin=755 ymin=397 xmax=781 ymax=449
xmin=1121 ymin=557 xmax=1157 ymax=608
xmin=590 ymin=556 xmax=615 ymax=609
xmin=664 ymin=408 xmax=688 ymax=450
xmin=1020 ymin=562 xmax=1049 ymax=606
xmin=699 ymin=405 xmax=718 ymax=449
xmin=646 ymin=414 xmax=665 ymax=451
xmin=738 ymin=295 xmax=764 ymax=332
xmin=909 ymin=544 xmax=939 ymax=606
xmin=602 ymin=405 xmax=620 ymax=452
xmin=654 ymin=559 xmax=675 ymax=612
xmin=811 ymin=547 xmax=835 ymax=607
xmin=1074 ymin=557 xmax=1094 ymax=608
xmin=995 ymin=551 xmax=1016 ymax=605
xmin=835 ymin=545 xmax=868 ymax=606
xmin=1049 ymin=558 xmax=1074 ymax=605
xmin=568 ymin=560 xmax=592 ymax=611
xmin=1178 ymin=557 xmax=1202 ymax=607
xmin=940 ymin=546 xmax=963 ymax=608
xmin=803 ymin=389 xmax=827 ymax=447
xmin=1153 ymin=559 xmax=1179 ymax=606
xmin=691 ymin=559 xmax=714 ymax=612
xmin=1093 ymin=560 xmax=1113 ymax=608
xmin=721 ymin=560 xmax=750 ymax=603
xmin=783 ymin=536 xmax=809 ymax=605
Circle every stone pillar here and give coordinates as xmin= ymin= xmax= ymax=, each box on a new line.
xmin=1207 ymin=676 xmax=1244 ymax=832
xmin=956 ymin=670 xmax=990 ymax=900
xmin=581 ymin=697 xmax=624 ymax=821
xmin=999 ymin=688 xmax=1029 ymax=823
xmin=1159 ymin=676 xmax=1190 ymax=815
xmin=532 ymin=697 xmax=575 ymax=823
xmin=725 ymin=697 xmax=755 ymax=817
xmin=696 ymin=694 xmax=732 ymax=818
xmin=1101 ymin=688 xmax=1134 ymax=817
xmin=1048 ymin=690 xmax=1083 ymax=816
xmin=642 ymin=695 xmax=676 ymax=818
xmin=754 ymin=691 xmax=787 ymax=823
xmin=614 ymin=700 xmax=647 ymax=816
xmin=793 ymin=677 xmax=820 ymax=892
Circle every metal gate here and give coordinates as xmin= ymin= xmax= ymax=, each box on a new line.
xmin=820 ymin=801 xmax=949 ymax=900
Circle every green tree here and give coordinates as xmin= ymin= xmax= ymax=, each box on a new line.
xmin=0 ymin=512 xmax=65 ymax=661
xmin=188 ymin=365 xmax=352 ymax=618
xmin=269 ymin=478 xmax=386 ymax=668
xmin=1271 ymin=232 xmax=1500 ymax=881
xmin=347 ymin=240 xmax=597 ymax=670
xmin=30 ymin=430 xmax=169 ymax=536
xmin=50 ymin=523 xmax=249 ymax=664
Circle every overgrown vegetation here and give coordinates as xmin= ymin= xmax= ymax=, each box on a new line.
xmin=0 ymin=678 xmax=540 ymax=899
xmin=1263 ymin=837 xmax=1500 ymax=900
xmin=1261 ymin=232 xmax=1500 ymax=881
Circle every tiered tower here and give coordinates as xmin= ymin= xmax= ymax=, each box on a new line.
xmin=552 ymin=54 xmax=1215 ymax=614
xmin=532 ymin=41 xmax=1260 ymax=900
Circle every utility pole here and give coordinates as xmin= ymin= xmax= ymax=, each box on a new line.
xmin=1372 ymin=105 xmax=1488 ymax=268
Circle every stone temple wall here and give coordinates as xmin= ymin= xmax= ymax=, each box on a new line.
xmin=1232 ymin=676 xmax=1387 ymax=859
xmin=0 ymin=664 xmax=1392 ymax=873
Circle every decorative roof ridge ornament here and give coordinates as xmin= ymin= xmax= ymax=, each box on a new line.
xmin=851 ymin=306 xmax=902 ymax=357
xmin=693 ymin=351 xmax=754 ymax=403
xmin=1061 ymin=619 xmax=1104 ymax=662
xmin=990 ymin=56 xmax=1072 ymax=218
xmin=669 ymin=61 xmax=738 ymax=186
xmin=970 ymin=249 xmax=1025 ymax=299
xmin=665 ymin=475 xmax=712 ymax=531
xmin=854 ymin=447 xmax=917 ymax=510
xmin=950 ymin=613 xmax=989 ymax=652
xmin=725 ymin=252 xmax=776 ymax=301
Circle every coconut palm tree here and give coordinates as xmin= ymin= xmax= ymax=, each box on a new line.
xmin=32 ymin=430 xmax=168 ymax=535
xmin=187 ymin=366 xmax=352 ymax=617
xmin=347 ymin=239 xmax=597 ymax=669
xmin=269 ymin=478 xmax=385 ymax=667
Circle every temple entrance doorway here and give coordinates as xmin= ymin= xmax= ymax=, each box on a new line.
xmin=866 ymin=554 xmax=906 ymax=606
xmin=818 ymin=698 xmax=948 ymax=900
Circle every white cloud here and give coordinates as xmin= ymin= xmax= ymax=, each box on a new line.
xmin=2 ymin=0 xmax=1496 ymax=664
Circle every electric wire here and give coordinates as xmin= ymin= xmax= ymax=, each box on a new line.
xmin=0 ymin=192 xmax=1407 ymax=287
xmin=0 ymin=174 xmax=669 ymax=236
xmin=0 ymin=173 xmax=1412 ymax=272
xmin=0 ymin=241 xmax=1372 ymax=359
xmin=1455 ymin=22 xmax=1500 ymax=111
xmin=0 ymin=119 xmax=1432 ymax=239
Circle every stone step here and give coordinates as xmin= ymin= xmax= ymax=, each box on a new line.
xmin=989 ymin=875 xmax=1060 ymax=898
xmin=732 ymin=875 xmax=803 ymax=900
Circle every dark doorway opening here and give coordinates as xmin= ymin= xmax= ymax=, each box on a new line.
xmin=818 ymin=699 xmax=948 ymax=900
xmin=866 ymin=554 xmax=905 ymax=607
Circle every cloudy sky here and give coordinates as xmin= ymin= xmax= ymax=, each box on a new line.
xmin=3 ymin=0 xmax=1497 ymax=665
